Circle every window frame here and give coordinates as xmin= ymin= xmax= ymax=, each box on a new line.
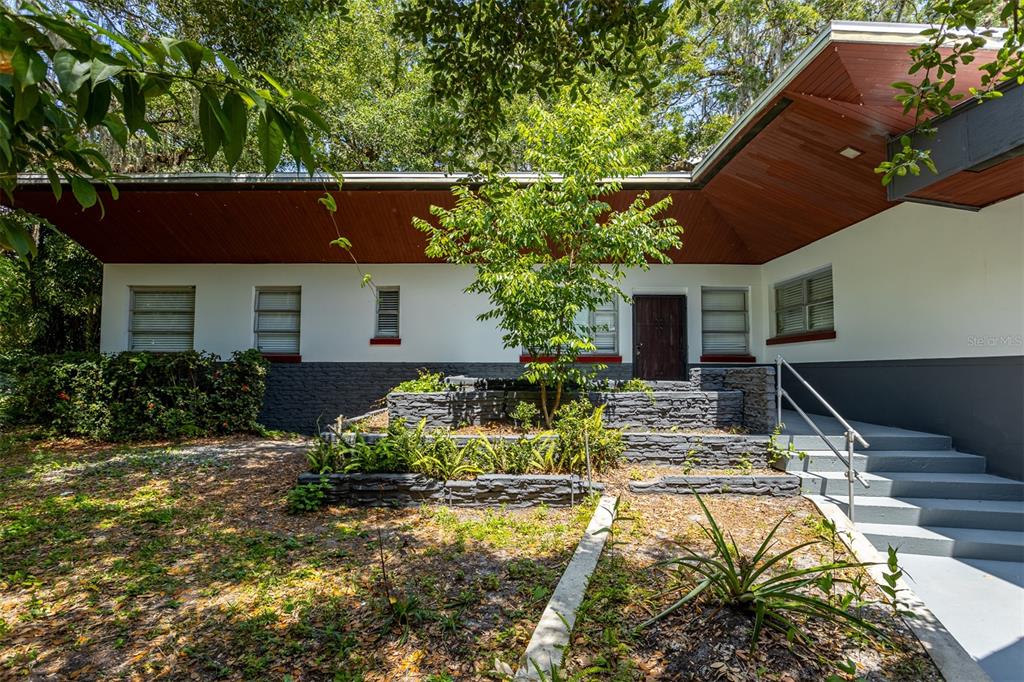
xmin=584 ymin=298 xmax=619 ymax=356
xmin=700 ymin=286 xmax=752 ymax=361
xmin=254 ymin=286 xmax=301 ymax=356
xmin=373 ymin=286 xmax=400 ymax=341
xmin=769 ymin=266 xmax=836 ymax=344
xmin=128 ymin=286 xmax=196 ymax=353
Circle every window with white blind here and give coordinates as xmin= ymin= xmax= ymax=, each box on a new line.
xmin=701 ymin=288 xmax=749 ymax=356
xmin=375 ymin=287 xmax=400 ymax=338
xmin=774 ymin=267 xmax=834 ymax=337
xmin=586 ymin=299 xmax=618 ymax=354
xmin=255 ymin=287 xmax=301 ymax=354
xmin=129 ymin=287 xmax=195 ymax=352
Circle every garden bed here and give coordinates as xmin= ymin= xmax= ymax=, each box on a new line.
xmin=0 ymin=433 xmax=595 ymax=679
xmin=562 ymin=495 xmax=941 ymax=681
xmin=297 ymin=471 xmax=601 ymax=507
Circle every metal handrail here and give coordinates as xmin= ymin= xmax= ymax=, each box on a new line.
xmin=776 ymin=355 xmax=870 ymax=521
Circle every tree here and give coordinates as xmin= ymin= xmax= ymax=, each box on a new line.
xmin=395 ymin=0 xmax=672 ymax=165
xmin=0 ymin=1 xmax=333 ymax=260
xmin=414 ymin=92 xmax=684 ymax=425
xmin=878 ymin=0 xmax=1022 ymax=185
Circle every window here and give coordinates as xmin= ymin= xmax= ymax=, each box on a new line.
xmin=701 ymin=288 xmax=749 ymax=356
xmin=774 ymin=267 xmax=834 ymax=337
xmin=375 ymin=287 xmax=400 ymax=338
xmin=255 ymin=287 xmax=301 ymax=354
xmin=571 ymin=300 xmax=617 ymax=355
xmin=129 ymin=287 xmax=195 ymax=352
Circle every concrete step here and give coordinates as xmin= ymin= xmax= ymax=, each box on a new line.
xmin=784 ymin=450 xmax=987 ymax=474
xmin=796 ymin=471 xmax=1024 ymax=501
xmin=859 ymin=522 xmax=1024 ymax=562
xmin=779 ymin=432 xmax=953 ymax=452
xmin=810 ymin=494 xmax=1024 ymax=531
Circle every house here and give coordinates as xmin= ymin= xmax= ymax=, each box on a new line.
xmin=14 ymin=21 xmax=1023 ymax=478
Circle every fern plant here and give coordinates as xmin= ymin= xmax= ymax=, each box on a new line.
xmin=413 ymin=436 xmax=482 ymax=481
xmin=641 ymin=493 xmax=885 ymax=651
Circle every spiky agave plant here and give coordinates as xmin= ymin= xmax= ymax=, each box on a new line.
xmin=640 ymin=493 xmax=885 ymax=650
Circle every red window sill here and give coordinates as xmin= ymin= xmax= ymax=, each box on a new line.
xmin=700 ymin=354 xmax=756 ymax=363
xmin=370 ymin=337 xmax=401 ymax=345
xmin=519 ymin=354 xmax=622 ymax=364
xmin=766 ymin=330 xmax=837 ymax=346
xmin=262 ymin=353 xmax=301 ymax=363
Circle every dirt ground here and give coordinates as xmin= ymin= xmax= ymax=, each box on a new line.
xmin=0 ymin=433 xmax=593 ymax=681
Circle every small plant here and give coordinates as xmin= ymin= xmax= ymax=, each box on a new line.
xmin=735 ymin=452 xmax=754 ymax=475
xmin=879 ymin=545 xmax=913 ymax=618
xmin=640 ymin=493 xmax=885 ymax=652
xmin=681 ymin=438 xmax=702 ymax=474
xmin=413 ymin=436 xmax=482 ymax=482
xmin=391 ymin=369 xmax=448 ymax=393
xmin=286 ymin=478 xmax=330 ymax=513
xmin=510 ymin=400 xmax=539 ymax=431
xmin=553 ymin=398 xmax=624 ymax=474
xmin=767 ymin=422 xmax=806 ymax=467
xmin=614 ymin=377 xmax=655 ymax=403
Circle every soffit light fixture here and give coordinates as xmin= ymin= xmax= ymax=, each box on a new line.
xmin=838 ymin=146 xmax=863 ymax=159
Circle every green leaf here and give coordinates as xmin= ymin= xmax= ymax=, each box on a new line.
xmin=171 ymin=40 xmax=207 ymax=74
xmin=292 ymin=104 xmax=330 ymax=133
xmin=198 ymin=89 xmax=225 ymax=160
xmin=84 ymin=81 xmax=112 ymax=127
xmin=257 ymin=113 xmax=284 ymax=174
xmin=14 ymin=85 xmax=39 ymax=123
xmin=12 ymin=45 xmax=46 ymax=86
xmin=121 ymin=74 xmax=146 ymax=132
xmin=103 ymin=115 xmax=128 ymax=148
xmin=90 ymin=56 xmax=125 ymax=86
xmin=71 ymin=176 xmax=98 ymax=209
xmin=0 ymin=215 xmax=37 ymax=261
xmin=222 ymin=92 xmax=248 ymax=168
xmin=319 ymin=193 xmax=337 ymax=213
xmin=52 ymin=50 xmax=91 ymax=93
xmin=259 ymin=71 xmax=289 ymax=97
xmin=331 ymin=237 xmax=352 ymax=250
xmin=46 ymin=167 xmax=63 ymax=202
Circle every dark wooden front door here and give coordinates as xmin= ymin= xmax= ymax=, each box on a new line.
xmin=633 ymin=295 xmax=687 ymax=379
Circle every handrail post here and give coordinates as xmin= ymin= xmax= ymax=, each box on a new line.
xmin=775 ymin=355 xmax=783 ymax=427
xmin=846 ymin=430 xmax=856 ymax=522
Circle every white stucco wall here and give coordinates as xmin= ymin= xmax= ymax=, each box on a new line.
xmin=100 ymin=263 xmax=763 ymax=364
xmin=759 ymin=194 xmax=1024 ymax=362
xmin=100 ymin=194 xmax=1023 ymax=365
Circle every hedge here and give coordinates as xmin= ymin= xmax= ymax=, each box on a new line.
xmin=0 ymin=349 xmax=268 ymax=440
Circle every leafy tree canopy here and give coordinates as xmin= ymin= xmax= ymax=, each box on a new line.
xmin=415 ymin=92 xmax=683 ymax=424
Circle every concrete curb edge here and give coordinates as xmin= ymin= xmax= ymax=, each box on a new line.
xmin=514 ymin=494 xmax=618 ymax=680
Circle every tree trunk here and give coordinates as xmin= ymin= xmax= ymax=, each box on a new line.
xmin=540 ymin=382 xmax=551 ymax=428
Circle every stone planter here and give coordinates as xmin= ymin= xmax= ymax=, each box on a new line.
xmin=629 ymin=474 xmax=800 ymax=497
xmin=297 ymin=472 xmax=600 ymax=507
xmin=621 ymin=433 xmax=772 ymax=468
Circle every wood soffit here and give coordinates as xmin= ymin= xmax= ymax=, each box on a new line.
xmin=12 ymin=43 xmax=1019 ymax=266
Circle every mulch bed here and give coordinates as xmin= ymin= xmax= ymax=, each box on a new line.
xmin=564 ymin=494 xmax=941 ymax=681
xmin=0 ymin=433 xmax=593 ymax=680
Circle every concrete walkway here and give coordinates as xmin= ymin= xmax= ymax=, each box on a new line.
xmin=780 ymin=410 xmax=1024 ymax=680
xmin=899 ymin=554 xmax=1024 ymax=681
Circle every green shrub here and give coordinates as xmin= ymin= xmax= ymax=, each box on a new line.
xmin=553 ymin=398 xmax=624 ymax=473
xmin=286 ymin=479 xmax=330 ymax=513
xmin=391 ymin=370 xmax=448 ymax=393
xmin=0 ymin=349 xmax=268 ymax=441
xmin=510 ymin=400 xmax=539 ymax=430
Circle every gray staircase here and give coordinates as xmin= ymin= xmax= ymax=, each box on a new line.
xmin=779 ymin=411 xmax=1024 ymax=562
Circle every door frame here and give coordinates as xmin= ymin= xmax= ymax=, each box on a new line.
xmin=631 ymin=294 xmax=688 ymax=379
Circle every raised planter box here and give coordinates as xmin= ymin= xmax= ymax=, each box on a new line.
xmin=388 ymin=388 xmax=744 ymax=430
xmin=336 ymin=431 xmax=771 ymax=470
xmin=621 ymin=433 xmax=772 ymax=468
xmin=297 ymin=472 xmax=600 ymax=507
xmin=629 ymin=474 xmax=800 ymax=497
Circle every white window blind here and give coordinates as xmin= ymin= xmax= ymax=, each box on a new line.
xmin=130 ymin=287 xmax=195 ymax=352
xmin=375 ymin=287 xmax=400 ymax=338
xmin=701 ymin=288 xmax=749 ymax=355
xmin=569 ymin=300 xmax=618 ymax=354
xmin=255 ymin=287 xmax=300 ymax=354
xmin=775 ymin=267 xmax=834 ymax=336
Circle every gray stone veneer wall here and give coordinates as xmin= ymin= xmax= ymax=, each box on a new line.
xmin=690 ymin=366 xmax=776 ymax=433
xmin=629 ymin=474 xmax=800 ymax=496
xmin=261 ymin=361 xmax=630 ymax=433
xmin=297 ymin=472 xmax=600 ymax=507
xmin=621 ymin=433 xmax=771 ymax=467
